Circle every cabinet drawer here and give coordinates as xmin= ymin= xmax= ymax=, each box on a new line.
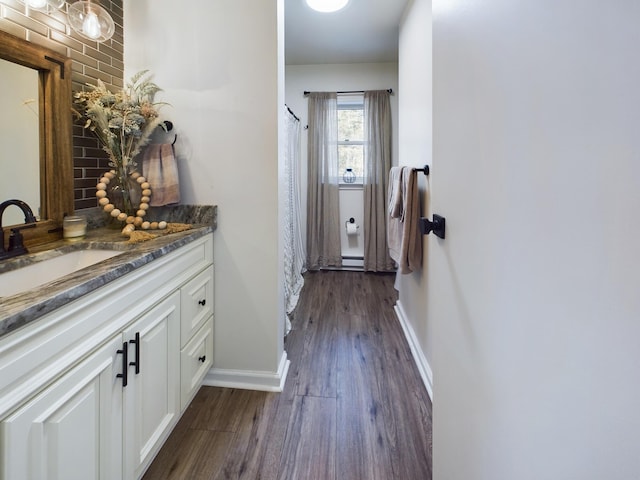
xmin=180 ymin=317 xmax=213 ymax=410
xmin=180 ymin=266 xmax=214 ymax=347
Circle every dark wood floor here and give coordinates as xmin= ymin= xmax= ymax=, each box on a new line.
xmin=143 ymin=270 xmax=433 ymax=480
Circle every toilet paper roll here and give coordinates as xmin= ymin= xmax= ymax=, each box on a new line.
xmin=346 ymin=222 xmax=358 ymax=236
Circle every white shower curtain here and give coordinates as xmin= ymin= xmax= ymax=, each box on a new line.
xmin=283 ymin=106 xmax=306 ymax=334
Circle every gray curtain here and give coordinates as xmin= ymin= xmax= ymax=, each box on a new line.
xmin=363 ymin=90 xmax=395 ymax=272
xmin=306 ymin=92 xmax=342 ymax=270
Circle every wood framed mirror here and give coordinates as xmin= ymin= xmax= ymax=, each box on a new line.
xmin=0 ymin=29 xmax=73 ymax=247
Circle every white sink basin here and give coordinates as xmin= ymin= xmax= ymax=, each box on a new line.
xmin=0 ymin=249 xmax=123 ymax=298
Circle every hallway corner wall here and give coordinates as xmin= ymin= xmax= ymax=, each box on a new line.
xmin=396 ymin=0 xmax=434 ymax=396
xmin=125 ymin=0 xmax=286 ymax=386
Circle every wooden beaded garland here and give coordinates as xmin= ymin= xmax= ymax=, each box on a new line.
xmin=95 ymin=170 xmax=169 ymax=237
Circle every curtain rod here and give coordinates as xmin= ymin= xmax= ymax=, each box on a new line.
xmin=303 ymin=89 xmax=393 ymax=96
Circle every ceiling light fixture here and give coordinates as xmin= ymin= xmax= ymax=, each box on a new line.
xmin=68 ymin=1 xmax=115 ymax=42
xmin=305 ymin=0 xmax=349 ymax=13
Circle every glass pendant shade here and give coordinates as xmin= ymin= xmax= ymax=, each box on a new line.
xmin=18 ymin=0 xmax=65 ymax=12
xmin=68 ymin=1 xmax=115 ymax=42
xmin=305 ymin=0 xmax=349 ymax=13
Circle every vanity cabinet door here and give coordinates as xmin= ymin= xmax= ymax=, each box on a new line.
xmin=123 ymin=290 xmax=180 ymax=480
xmin=0 ymin=336 xmax=124 ymax=480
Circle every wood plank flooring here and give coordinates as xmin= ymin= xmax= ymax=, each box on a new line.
xmin=143 ymin=270 xmax=432 ymax=480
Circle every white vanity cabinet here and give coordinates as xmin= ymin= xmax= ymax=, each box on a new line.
xmin=0 ymin=233 xmax=214 ymax=480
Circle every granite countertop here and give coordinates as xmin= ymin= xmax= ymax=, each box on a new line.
xmin=0 ymin=205 xmax=216 ymax=339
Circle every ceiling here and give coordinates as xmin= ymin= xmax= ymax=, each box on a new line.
xmin=285 ymin=0 xmax=410 ymax=65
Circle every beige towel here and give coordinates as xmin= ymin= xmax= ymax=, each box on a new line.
xmin=142 ymin=143 xmax=180 ymax=206
xmin=387 ymin=167 xmax=422 ymax=274
xmin=388 ymin=166 xmax=403 ymax=219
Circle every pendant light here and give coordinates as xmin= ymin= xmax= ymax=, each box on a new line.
xmin=68 ymin=1 xmax=115 ymax=42
xmin=305 ymin=0 xmax=349 ymax=13
xmin=17 ymin=0 xmax=65 ymax=13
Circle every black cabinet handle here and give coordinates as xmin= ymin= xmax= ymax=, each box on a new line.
xmin=198 ymin=355 xmax=206 ymax=363
xmin=129 ymin=332 xmax=140 ymax=374
xmin=198 ymin=299 xmax=206 ymax=306
xmin=117 ymin=341 xmax=128 ymax=387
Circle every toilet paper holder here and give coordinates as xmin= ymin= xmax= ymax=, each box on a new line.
xmin=345 ymin=218 xmax=359 ymax=233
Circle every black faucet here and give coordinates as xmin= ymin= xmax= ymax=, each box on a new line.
xmin=0 ymin=199 xmax=38 ymax=260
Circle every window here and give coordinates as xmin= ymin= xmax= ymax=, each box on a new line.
xmin=338 ymin=98 xmax=364 ymax=184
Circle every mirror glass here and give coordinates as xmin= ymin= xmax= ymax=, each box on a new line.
xmin=0 ymin=58 xmax=40 ymax=226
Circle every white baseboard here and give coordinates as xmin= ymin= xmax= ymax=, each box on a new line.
xmin=394 ymin=301 xmax=433 ymax=400
xmin=203 ymin=351 xmax=290 ymax=392
xmin=342 ymin=257 xmax=364 ymax=268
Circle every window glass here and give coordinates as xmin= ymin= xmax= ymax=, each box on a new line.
xmin=338 ymin=108 xmax=363 ymax=141
xmin=338 ymin=144 xmax=364 ymax=179
xmin=338 ymin=101 xmax=364 ymax=183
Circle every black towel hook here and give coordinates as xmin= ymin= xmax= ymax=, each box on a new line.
xmin=159 ymin=120 xmax=177 ymax=145
xmin=420 ymin=214 xmax=446 ymax=239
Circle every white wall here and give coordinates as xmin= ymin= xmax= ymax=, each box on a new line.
xmin=396 ymin=0 xmax=434 ymax=396
xmin=124 ymin=0 xmax=287 ymax=389
xmin=339 ymin=187 xmax=364 ymax=262
xmin=407 ymin=0 xmax=640 ymax=478
xmin=285 ymin=63 xmax=399 ymax=250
